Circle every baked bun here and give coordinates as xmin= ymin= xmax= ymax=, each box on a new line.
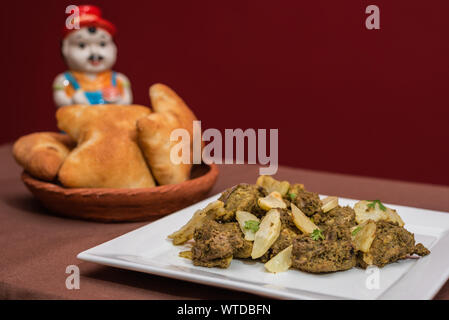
xmin=13 ymin=132 xmax=76 ymax=181
xmin=137 ymin=84 xmax=199 ymax=185
xmin=56 ymin=104 xmax=156 ymax=188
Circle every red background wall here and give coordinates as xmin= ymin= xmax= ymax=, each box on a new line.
xmin=2 ymin=0 xmax=448 ymax=185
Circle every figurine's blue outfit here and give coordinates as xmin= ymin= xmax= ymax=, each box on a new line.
xmin=63 ymin=71 xmax=118 ymax=105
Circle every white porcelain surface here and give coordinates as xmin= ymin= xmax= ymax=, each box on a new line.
xmin=78 ymin=194 xmax=449 ymax=300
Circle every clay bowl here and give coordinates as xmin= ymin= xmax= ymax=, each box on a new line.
xmin=21 ymin=163 xmax=218 ymax=222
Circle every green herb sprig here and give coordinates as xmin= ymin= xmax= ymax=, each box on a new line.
xmin=311 ymin=229 xmax=324 ymax=241
xmin=244 ymin=220 xmax=260 ymax=233
xmin=367 ymin=200 xmax=386 ymax=211
xmin=351 ymin=226 xmax=361 ymax=237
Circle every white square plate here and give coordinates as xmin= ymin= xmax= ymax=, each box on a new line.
xmin=78 ymin=194 xmax=449 ymax=299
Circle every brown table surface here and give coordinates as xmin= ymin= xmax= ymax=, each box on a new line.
xmin=1 ymin=143 xmax=449 ymax=300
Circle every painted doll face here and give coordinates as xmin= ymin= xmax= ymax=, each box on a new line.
xmin=62 ymin=26 xmax=117 ymax=73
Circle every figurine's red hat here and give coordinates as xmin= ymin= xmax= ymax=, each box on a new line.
xmin=63 ymin=5 xmax=116 ymax=38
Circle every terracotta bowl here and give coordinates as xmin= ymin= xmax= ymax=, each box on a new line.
xmin=21 ymin=164 xmax=219 ymax=222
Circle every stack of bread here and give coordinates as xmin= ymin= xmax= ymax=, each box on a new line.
xmin=13 ymin=84 xmax=199 ymax=188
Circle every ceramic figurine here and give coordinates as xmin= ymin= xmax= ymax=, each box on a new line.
xmin=53 ymin=5 xmax=132 ymax=107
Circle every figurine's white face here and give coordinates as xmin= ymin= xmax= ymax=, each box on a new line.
xmin=62 ymin=26 xmax=117 ymax=73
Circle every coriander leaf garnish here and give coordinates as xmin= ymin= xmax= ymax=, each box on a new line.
xmin=244 ymin=220 xmax=260 ymax=233
xmin=351 ymin=226 xmax=361 ymax=236
xmin=289 ymin=193 xmax=297 ymax=200
xmin=311 ymin=229 xmax=324 ymax=241
xmin=367 ymin=200 xmax=386 ymax=211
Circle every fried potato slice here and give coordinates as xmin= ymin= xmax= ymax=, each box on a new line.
xmin=256 ymin=175 xmax=290 ymax=196
xmin=321 ymin=196 xmax=339 ymax=213
xmin=291 ymin=203 xmax=319 ymax=234
xmin=354 ymin=200 xmax=404 ymax=227
xmin=351 ymin=221 xmax=377 ymax=253
xmin=236 ymin=210 xmax=260 ymax=241
xmin=264 ymin=245 xmax=293 ymax=273
xmin=251 ymin=209 xmax=282 ymax=259
xmin=362 ymin=253 xmax=374 ymax=266
xmin=168 ymin=200 xmax=224 ymax=245
xmin=258 ymin=191 xmax=287 ymax=210
xmin=179 ymin=250 xmax=193 ymax=260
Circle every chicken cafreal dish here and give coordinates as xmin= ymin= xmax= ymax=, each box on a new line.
xmin=169 ymin=176 xmax=430 ymax=274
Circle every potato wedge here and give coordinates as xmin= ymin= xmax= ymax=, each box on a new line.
xmin=258 ymin=191 xmax=287 ymax=210
xmin=256 ymin=175 xmax=290 ymax=196
xmin=321 ymin=196 xmax=338 ymax=213
xmin=251 ymin=209 xmax=281 ymax=259
xmin=291 ymin=203 xmax=319 ymax=234
xmin=351 ymin=221 xmax=377 ymax=252
xmin=168 ymin=200 xmax=224 ymax=245
xmin=179 ymin=250 xmax=193 ymax=260
xmin=236 ymin=210 xmax=260 ymax=241
xmin=354 ymin=200 xmax=404 ymax=227
xmin=264 ymin=245 xmax=293 ymax=273
xmin=362 ymin=253 xmax=374 ymax=266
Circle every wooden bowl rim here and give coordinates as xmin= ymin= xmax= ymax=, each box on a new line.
xmin=21 ymin=163 xmax=219 ymax=196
